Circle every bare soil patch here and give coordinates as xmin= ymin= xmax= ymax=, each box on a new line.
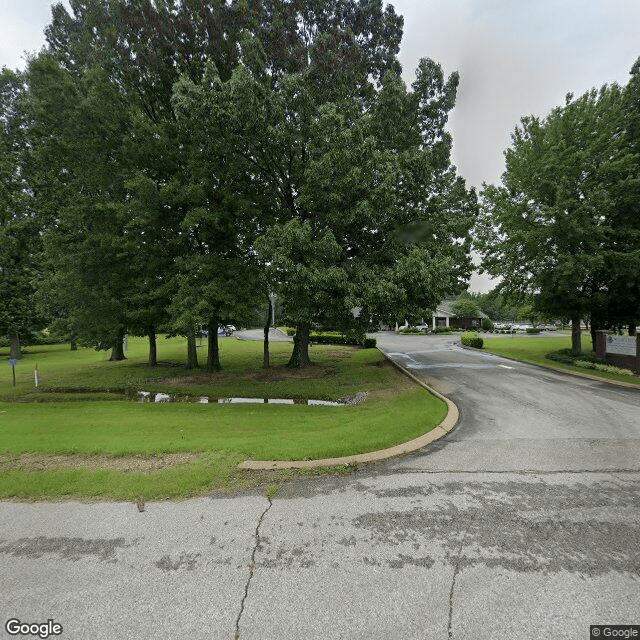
xmin=0 ymin=452 xmax=200 ymax=473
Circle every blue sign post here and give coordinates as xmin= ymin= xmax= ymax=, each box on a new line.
xmin=8 ymin=358 xmax=17 ymax=387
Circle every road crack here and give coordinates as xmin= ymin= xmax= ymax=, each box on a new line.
xmin=235 ymin=498 xmax=273 ymax=640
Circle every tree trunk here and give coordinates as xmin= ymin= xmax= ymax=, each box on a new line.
xmin=70 ymin=333 xmax=78 ymax=351
xmin=629 ymin=324 xmax=637 ymax=337
xmin=206 ymin=321 xmax=221 ymax=372
xmin=571 ymin=316 xmax=582 ymax=356
xmin=148 ymin=327 xmax=157 ymax=367
xmin=186 ymin=335 xmax=198 ymax=369
xmin=109 ymin=328 xmax=126 ymax=361
xmin=9 ymin=334 xmax=21 ymax=360
xmin=263 ymin=298 xmax=272 ymax=369
xmin=589 ymin=318 xmax=599 ymax=353
xmin=287 ymin=323 xmax=311 ymax=368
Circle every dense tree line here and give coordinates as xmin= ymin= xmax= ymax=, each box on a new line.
xmin=0 ymin=0 xmax=476 ymax=367
xmin=476 ymin=63 xmax=640 ymax=355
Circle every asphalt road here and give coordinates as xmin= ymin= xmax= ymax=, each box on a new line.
xmin=1 ymin=334 xmax=639 ymax=640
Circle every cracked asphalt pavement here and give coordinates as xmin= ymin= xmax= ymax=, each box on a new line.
xmin=1 ymin=333 xmax=639 ymax=639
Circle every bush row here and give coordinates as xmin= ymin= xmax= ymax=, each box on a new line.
xmin=399 ymin=327 xmax=424 ymax=335
xmin=546 ymin=348 xmax=601 ymax=365
xmin=573 ymin=360 xmax=636 ymax=376
xmin=281 ymin=330 xmax=377 ymax=349
xmin=546 ymin=349 xmax=636 ymax=376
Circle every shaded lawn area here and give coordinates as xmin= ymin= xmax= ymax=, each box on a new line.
xmin=482 ymin=335 xmax=640 ymax=386
xmin=0 ymin=336 xmax=394 ymax=402
xmin=0 ymin=336 xmax=447 ymax=500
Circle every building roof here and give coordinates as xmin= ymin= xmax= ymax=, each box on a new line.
xmin=433 ymin=298 xmax=488 ymax=319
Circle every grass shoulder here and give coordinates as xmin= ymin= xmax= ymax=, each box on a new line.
xmin=482 ymin=335 xmax=640 ymax=387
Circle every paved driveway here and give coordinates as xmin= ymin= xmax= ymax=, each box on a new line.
xmin=1 ymin=334 xmax=638 ymax=640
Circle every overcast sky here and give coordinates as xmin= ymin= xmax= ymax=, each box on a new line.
xmin=2 ymin=1 xmax=639 ymax=291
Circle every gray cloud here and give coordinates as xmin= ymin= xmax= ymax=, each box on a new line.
xmin=0 ymin=1 xmax=68 ymax=70
xmin=391 ymin=0 xmax=640 ymax=189
xmin=390 ymin=0 xmax=640 ymax=291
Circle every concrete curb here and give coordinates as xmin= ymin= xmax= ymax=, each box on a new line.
xmin=237 ymin=349 xmax=459 ymax=471
xmin=461 ymin=344 xmax=640 ymax=390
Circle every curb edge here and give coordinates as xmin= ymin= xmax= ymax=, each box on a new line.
xmin=237 ymin=348 xmax=459 ymax=471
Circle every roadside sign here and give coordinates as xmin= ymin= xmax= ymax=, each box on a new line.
xmin=8 ymin=358 xmax=17 ymax=387
xmin=606 ymin=335 xmax=636 ymax=357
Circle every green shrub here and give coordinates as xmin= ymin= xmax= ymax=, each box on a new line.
xmin=545 ymin=351 xmax=576 ymax=365
xmin=285 ymin=328 xmax=297 ymax=336
xmin=309 ymin=333 xmax=349 ymax=344
xmin=526 ymin=328 xmax=541 ymax=334
xmin=399 ymin=327 xmax=422 ymax=335
xmin=574 ymin=360 xmax=636 ymax=376
xmin=547 ymin=349 xmax=601 ymax=365
xmin=545 ymin=349 xmax=616 ymax=373
xmin=307 ymin=331 xmax=376 ymax=349
xmin=482 ymin=318 xmax=495 ymax=332
xmin=344 ymin=328 xmax=366 ymax=344
xmin=434 ymin=326 xmax=453 ymax=334
xmin=461 ymin=332 xmax=483 ymax=349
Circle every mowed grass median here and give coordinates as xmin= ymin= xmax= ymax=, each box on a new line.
xmin=0 ymin=336 xmax=447 ymax=501
xmin=482 ymin=334 xmax=640 ymax=386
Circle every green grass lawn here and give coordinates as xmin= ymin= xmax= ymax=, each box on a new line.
xmin=482 ymin=335 xmax=640 ymax=386
xmin=0 ymin=336 xmax=447 ymax=501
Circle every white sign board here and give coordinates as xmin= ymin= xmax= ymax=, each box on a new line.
xmin=606 ymin=335 xmax=637 ymax=357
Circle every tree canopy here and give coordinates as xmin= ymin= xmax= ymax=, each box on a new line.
xmin=1 ymin=0 xmax=476 ymax=369
xmin=476 ymin=63 xmax=640 ymax=354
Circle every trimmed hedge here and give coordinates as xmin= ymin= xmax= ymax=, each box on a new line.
xmin=284 ymin=330 xmax=377 ymax=349
xmin=526 ymin=328 xmax=541 ymax=334
xmin=461 ymin=332 xmax=483 ymax=348
xmin=433 ymin=326 xmax=454 ymax=334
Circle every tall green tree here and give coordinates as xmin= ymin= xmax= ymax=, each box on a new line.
xmin=0 ymin=68 xmax=42 ymax=359
xmin=476 ymin=72 xmax=640 ymax=355
xmin=25 ymin=55 xmax=135 ymax=360
xmin=450 ymin=296 xmax=482 ymax=320
xmin=44 ymin=0 xmax=247 ymax=366
xmin=174 ymin=40 xmax=475 ymax=366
